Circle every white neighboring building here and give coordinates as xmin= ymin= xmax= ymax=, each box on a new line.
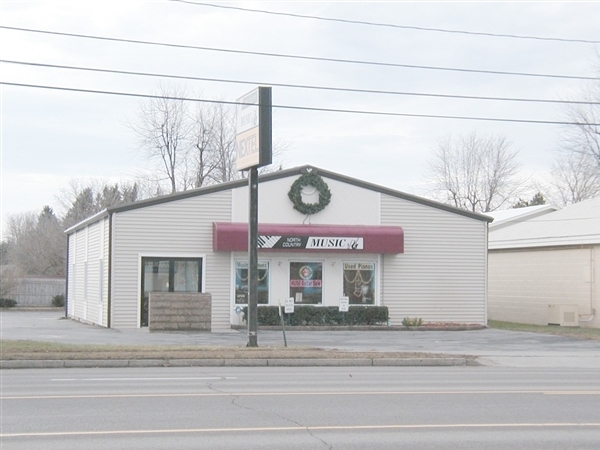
xmin=488 ymin=199 xmax=600 ymax=328
xmin=488 ymin=204 xmax=558 ymax=230
xmin=65 ymin=166 xmax=491 ymax=330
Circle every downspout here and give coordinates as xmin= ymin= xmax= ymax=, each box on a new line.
xmin=579 ymin=246 xmax=596 ymax=322
xmin=107 ymin=212 xmax=113 ymax=328
xmin=64 ymin=234 xmax=69 ymax=318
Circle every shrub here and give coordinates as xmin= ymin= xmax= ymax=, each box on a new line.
xmin=242 ymin=306 xmax=280 ymax=326
xmin=242 ymin=305 xmax=389 ymax=326
xmin=52 ymin=294 xmax=65 ymax=307
xmin=402 ymin=317 xmax=423 ymax=327
xmin=0 ymin=298 xmax=17 ymax=308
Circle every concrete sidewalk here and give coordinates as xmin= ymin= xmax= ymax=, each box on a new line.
xmin=2 ymin=310 xmax=600 ymax=368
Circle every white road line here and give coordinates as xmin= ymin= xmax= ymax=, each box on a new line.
xmin=2 ymin=422 xmax=600 ymax=438
xmin=51 ymin=377 xmax=237 ymax=381
xmin=2 ymin=389 xmax=600 ymax=400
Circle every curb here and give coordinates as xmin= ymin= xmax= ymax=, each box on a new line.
xmin=233 ymin=325 xmax=487 ymax=332
xmin=0 ymin=357 xmax=475 ymax=369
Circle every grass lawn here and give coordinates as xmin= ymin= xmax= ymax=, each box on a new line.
xmin=488 ymin=320 xmax=600 ymax=340
xmin=0 ymin=340 xmax=444 ymax=361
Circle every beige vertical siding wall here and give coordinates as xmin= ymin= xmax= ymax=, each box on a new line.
xmin=102 ymin=216 xmax=110 ymax=325
xmin=110 ymin=191 xmax=232 ymax=329
xmin=67 ymin=233 xmax=76 ymax=317
xmin=67 ymin=216 xmax=109 ymax=326
xmin=488 ymin=246 xmax=599 ymax=328
xmin=67 ymin=174 xmax=489 ymax=329
xmin=380 ymin=195 xmax=487 ymax=325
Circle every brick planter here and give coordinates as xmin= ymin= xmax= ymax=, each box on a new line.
xmin=149 ymin=293 xmax=211 ymax=332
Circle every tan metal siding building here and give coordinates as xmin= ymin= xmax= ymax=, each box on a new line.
xmin=66 ymin=166 xmax=490 ymax=329
xmin=488 ymin=198 xmax=600 ymax=329
xmin=381 ymin=195 xmax=487 ymax=324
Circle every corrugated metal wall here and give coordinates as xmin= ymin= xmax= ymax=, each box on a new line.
xmin=381 ymin=194 xmax=487 ymax=325
xmin=67 ymin=217 xmax=108 ymax=326
xmin=102 ymin=216 xmax=110 ymax=326
xmin=110 ymin=191 xmax=232 ymax=329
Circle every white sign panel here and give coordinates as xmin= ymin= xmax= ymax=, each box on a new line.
xmin=306 ymin=237 xmax=364 ymax=250
xmin=236 ymin=88 xmax=260 ymax=170
xmin=285 ymin=297 xmax=295 ymax=314
xmin=339 ymin=296 xmax=349 ymax=312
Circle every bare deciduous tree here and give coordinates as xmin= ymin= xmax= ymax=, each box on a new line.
xmin=428 ymin=132 xmax=523 ymax=213
xmin=551 ymin=63 xmax=600 ymax=205
xmin=131 ymin=85 xmax=287 ymax=194
xmin=189 ymin=100 xmax=240 ymax=187
xmin=564 ymin=79 xmax=600 ymax=168
xmin=546 ymin=149 xmax=600 ymax=206
xmin=0 ymin=264 xmax=24 ymax=299
xmin=131 ymin=85 xmax=192 ymax=193
xmin=4 ymin=207 xmax=65 ymax=276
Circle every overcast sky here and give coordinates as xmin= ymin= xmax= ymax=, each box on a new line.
xmin=2 ymin=1 xmax=600 ymax=231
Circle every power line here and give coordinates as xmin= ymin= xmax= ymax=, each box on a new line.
xmin=3 ymin=81 xmax=599 ymax=126
xmin=172 ymin=0 xmax=600 ymax=45
xmin=1 ymin=25 xmax=597 ymax=81
xmin=3 ymin=59 xmax=598 ymax=106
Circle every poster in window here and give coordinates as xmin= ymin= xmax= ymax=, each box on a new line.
xmin=343 ymin=262 xmax=375 ymax=304
xmin=289 ymin=262 xmax=323 ymax=304
xmin=235 ymin=261 xmax=269 ymax=304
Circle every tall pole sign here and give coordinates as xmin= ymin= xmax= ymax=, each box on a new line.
xmin=236 ymin=87 xmax=272 ymax=348
xmin=236 ymin=87 xmax=272 ymax=171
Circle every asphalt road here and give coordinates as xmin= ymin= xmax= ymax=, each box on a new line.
xmin=2 ymin=366 xmax=600 ymax=449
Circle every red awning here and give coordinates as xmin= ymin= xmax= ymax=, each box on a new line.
xmin=213 ymin=223 xmax=403 ymax=254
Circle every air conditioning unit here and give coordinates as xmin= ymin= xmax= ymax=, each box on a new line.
xmin=548 ymin=304 xmax=579 ymax=327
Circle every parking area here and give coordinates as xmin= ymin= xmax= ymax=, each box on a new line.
xmin=2 ymin=309 xmax=600 ymax=367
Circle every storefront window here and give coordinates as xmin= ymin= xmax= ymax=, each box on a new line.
xmin=343 ymin=262 xmax=375 ymax=304
xmin=141 ymin=257 xmax=202 ymax=327
xmin=290 ymin=262 xmax=323 ymax=304
xmin=235 ymin=261 xmax=269 ymax=304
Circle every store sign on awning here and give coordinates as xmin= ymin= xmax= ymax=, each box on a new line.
xmin=213 ymin=223 xmax=404 ymax=254
xmin=258 ymin=236 xmax=364 ymax=250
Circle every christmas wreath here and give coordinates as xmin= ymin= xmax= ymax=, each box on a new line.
xmin=287 ymin=172 xmax=332 ymax=215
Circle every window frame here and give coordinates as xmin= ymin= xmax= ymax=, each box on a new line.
xmin=288 ymin=260 xmax=325 ymax=305
xmin=234 ymin=259 xmax=271 ymax=305
xmin=342 ymin=261 xmax=377 ymax=305
xmin=140 ymin=256 xmax=203 ymax=327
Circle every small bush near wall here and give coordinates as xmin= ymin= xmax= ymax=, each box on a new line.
xmin=0 ymin=299 xmax=17 ymax=308
xmin=52 ymin=294 xmax=65 ymax=307
xmin=243 ymin=305 xmax=389 ymax=326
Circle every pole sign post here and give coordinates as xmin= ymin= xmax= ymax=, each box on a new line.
xmin=237 ymin=87 xmax=272 ymax=348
